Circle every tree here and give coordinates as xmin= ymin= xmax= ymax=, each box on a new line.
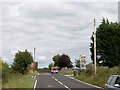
xmin=52 ymin=54 xmax=73 ymax=69
xmin=90 ymin=33 xmax=94 ymax=64
xmin=52 ymin=54 xmax=60 ymax=66
xmin=90 ymin=18 xmax=120 ymax=67
xmin=48 ymin=63 xmax=54 ymax=70
xmin=75 ymin=59 xmax=80 ymax=68
xmin=12 ymin=49 xmax=33 ymax=74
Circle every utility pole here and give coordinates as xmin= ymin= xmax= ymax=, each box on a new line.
xmin=118 ymin=1 xmax=120 ymax=23
xmin=94 ymin=19 xmax=97 ymax=77
xmin=34 ymin=48 xmax=36 ymax=61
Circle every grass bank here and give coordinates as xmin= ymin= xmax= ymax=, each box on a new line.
xmin=74 ymin=66 xmax=120 ymax=88
xmin=2 ymin=71 xmax=38 ymax=88
xmin=58 ymin=68 xmax=73 ymax=75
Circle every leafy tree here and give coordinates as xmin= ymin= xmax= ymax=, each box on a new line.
xmin=75 ymin=59 xmax=80 ymax=68
xmin=90 ymin=33 xmax=94 ymax=64
xmin=90 ymin=18 xmax=120 ymax=68
xmin=48 ymin=63 xmax=54 ymax=70
xmin=52 ymin=54 xmax=60 ymax=66
xmin=12 ymin=49 xmax=33 ymax=74
xmin=52 ymin=54 xmax=73 ymax=69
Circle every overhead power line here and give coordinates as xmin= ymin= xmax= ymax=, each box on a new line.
xmin=62 ymin=21 xmax=94 ymax=45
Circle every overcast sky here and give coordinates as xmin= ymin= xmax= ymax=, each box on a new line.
xmin=1 ymin=0 xmax=119 ymax=68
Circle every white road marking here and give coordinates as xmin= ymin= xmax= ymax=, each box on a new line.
xmin=54 ymin=78 xmax=58 ymax=81
xmin=33 ymin=76 xmax=36 ymax=80
xmin=64 ymin=85 xmax=71 ymax=90
xmin=34 ymin=80 xmax=38 ymax=90
xmin=49 ymin=74 xmax=71 ymax=90
xmin=48 ymin=85 xmax=52 ymax=87
xmin=68 ymin=76 xmax=103 ymax=89
xmin=58 ymin=81 xmax=63 ymax=85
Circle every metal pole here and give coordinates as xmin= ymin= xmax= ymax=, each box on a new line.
xmin=94 ymin=19 xmax=97 ymax=77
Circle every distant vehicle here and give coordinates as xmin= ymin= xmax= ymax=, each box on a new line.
xmin=51 ymin=67 xmax=58 ymax=74
xmin=104 ymin=75 xmax=120 ymax=90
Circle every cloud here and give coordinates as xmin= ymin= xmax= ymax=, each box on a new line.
xmin=2 ymin=1 xmax=118 ymax=68
xmin=38 ymin=55 xmax=47 ymax=60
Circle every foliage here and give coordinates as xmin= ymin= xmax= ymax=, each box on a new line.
xmin=48 ymin=63 xmax=54 ymax=70
xmin=59 ymin=68 xmax=73 ymax=75
xmin=12 ymin=49 xmax=33 ymax=74
xmin=52 ymin=54 xmax=73 ymax=69
xmin=75 ymin=66 xmax=120 ymax=88
xmin=2 ymin=73 xmax=34 ymax=88
xmin=38 ymin=68 xmax=50 ymax=73
xmin=52 ymin=54 xmax=60 ymax=66
xmin=1 ymin=58 xmax=38 ymax=88
xmin=75 ymin=59 xmax=80 ymax=68
xmin=1 ymin=59 xmax=10 ymax=82
xmin=90 ymin=18 xmax=120 ymax=67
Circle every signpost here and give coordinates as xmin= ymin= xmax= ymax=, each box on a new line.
xmin=80 ymin=55 xmax=86 ymax=70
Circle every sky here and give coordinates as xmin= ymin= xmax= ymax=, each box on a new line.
xmin=1 ymin=0 xmax=119 ymax=68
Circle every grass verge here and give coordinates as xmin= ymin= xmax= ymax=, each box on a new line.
xmin=2 ymin=71 xmax=38 ymax=88
xmin=74 ymin=66 xmax=120 ymax=88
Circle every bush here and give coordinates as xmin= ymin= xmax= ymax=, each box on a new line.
xmin=1 ymin=60 xmax=9 ymax=82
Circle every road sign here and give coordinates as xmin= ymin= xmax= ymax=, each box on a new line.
xmin=80 ymin=55 xmax=86 ymax=70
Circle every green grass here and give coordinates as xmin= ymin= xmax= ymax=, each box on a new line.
xmin=0 ymin=60 xmax=2 ymax=89
xmin=0 ymin=59 xmax=38 ymax=88
xmin=59 ymin=66 xmax=120 ymax=88
xmin=2 ymin=72 xmax=34 ymax=88
xmin=74 ymin=66 xmax=120 ymax=88
xmin=59 ymin=71 xmax=73 ymax=75
xmin=38 ymin=68 xmax=50 ymax=73
xmin=58 ymin=68 xmax=73 ymax=75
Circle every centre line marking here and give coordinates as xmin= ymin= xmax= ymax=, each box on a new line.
xmin=49 ymin=74 xmax=71 ymax=90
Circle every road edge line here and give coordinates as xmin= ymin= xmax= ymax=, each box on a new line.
xmin=34 ymin=79 xmax=37 ymax=90
xmin=67 ymin=76 xmax=103 ymax=89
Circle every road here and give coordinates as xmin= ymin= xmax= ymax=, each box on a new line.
xmin=34 ymin=73 xmax=103 ymax=90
